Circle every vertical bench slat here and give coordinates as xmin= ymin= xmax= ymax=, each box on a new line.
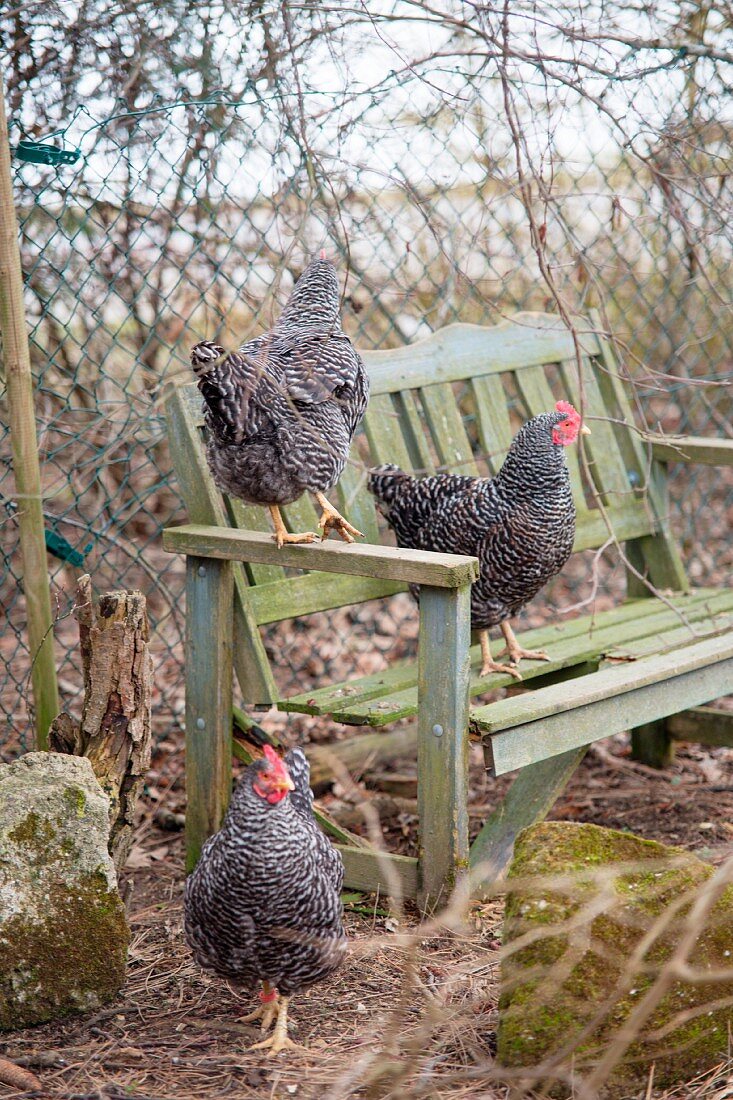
xmin=590 ymin=336 xmax=650 ymax=483
xmin=558 ymin=356 xmax=631 ymax=500
xmin=420 ymin=382 xmax=480 ymax=475
xmin=335 ymin=447 xmax=381 ymax=543
xmin=365 ymin=392 xmax=416 ymax=470
xmin=471 ymin=374 xmax=514 ymax=475
xmin=395 ymin=390 xmax=437 ymax=475
xmin=592 ymin=329 xmax=688 ymax=593
xmin=282 ymin=492 xmax=322 ymax=533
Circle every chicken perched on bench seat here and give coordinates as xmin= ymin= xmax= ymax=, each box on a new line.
xmin=369 ymin=401 xmax=590 ymax=679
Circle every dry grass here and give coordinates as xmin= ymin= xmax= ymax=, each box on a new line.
xmin=2 ymin=738 xmax=733 ymax=1099
xmin=0 ymin=832 xmax=504 ymax=1100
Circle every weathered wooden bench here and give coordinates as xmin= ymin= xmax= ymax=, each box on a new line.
xmin=163 ymin=312 xmax=733 ymax=906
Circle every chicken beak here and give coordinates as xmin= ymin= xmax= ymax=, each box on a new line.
xmin=279 ymin=775 xmax=296 ymax=793
xmin=580 ymin=424 xmax=591 ymax=436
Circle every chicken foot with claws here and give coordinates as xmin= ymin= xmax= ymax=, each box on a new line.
xmin=268 ymin=506 xmax=318 ymax=549
xmin=497 ymin=621 xmax=551 ymax=670
xmin=315 ymin=492 xmax=364 ymax=544
xmin=248 ymin=992 xmax=297 ymax=1056
xmin=239 ymin=982 xmax=280 ymax=1032
xmin=479 ymin=630 xmax=523 ymax=680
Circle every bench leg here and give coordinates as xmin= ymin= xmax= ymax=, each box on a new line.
xmin=417 ymin=583 xmax=472 ymax=911
xmin=469 ymin=745 xmax=588 ymax=890
xmin=630 ymin=719 xmax=674 ymax=768
xmin=185 ymin=556 xmax=234 ymax=872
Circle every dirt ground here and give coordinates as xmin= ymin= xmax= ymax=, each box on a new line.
xmin=2 ymin=732 xmax=733 ymax=1100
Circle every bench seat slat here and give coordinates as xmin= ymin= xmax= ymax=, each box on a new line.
xmin=474 ymin=618 xmax=733 ymax=736
xmin=599 ymin=617 xmax=733 ymax=665
xmin=283 ymin=591 xmax=681 ymax=717
xmin=333 ymin=598 xmax=733 ymax=726
xmin=482 ymin=633 xmax=733 ymax=775
xmin=282 ymin=589 xmax=732 ymax=721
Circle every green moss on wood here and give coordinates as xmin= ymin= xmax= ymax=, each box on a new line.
xmin=498 ymin=822 xmax=733 ymax=1097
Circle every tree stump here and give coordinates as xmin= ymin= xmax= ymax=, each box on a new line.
xmin=49 ymin=575 xmax=153 ymax=871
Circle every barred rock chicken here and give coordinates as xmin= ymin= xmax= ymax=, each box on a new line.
xmin=184 ymin=746 xmax=346 ymax=1055
xmin=369 ymin=401 xmax=591 ymax=680
xmin=190 ymin=254 xmax=369 ymax=547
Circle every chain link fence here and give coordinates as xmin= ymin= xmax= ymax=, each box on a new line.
xmin=1 ymin=83 xmax=731 ymax=754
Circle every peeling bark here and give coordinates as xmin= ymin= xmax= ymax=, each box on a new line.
xmin=49 ymin=574 xmax=152 ymax=872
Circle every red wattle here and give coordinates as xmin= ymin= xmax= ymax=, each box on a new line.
xmin=266 ymin=788 xmax=288 ymax=804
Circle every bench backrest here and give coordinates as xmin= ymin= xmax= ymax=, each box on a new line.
xmin=165 ymin=311 xmax=686 ymax=705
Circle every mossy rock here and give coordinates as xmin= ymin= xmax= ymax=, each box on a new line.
xmin=0 ymin=752 xmax=130 ymax=1030
xmin=498 ymin=821 xmax=733 ymax=1097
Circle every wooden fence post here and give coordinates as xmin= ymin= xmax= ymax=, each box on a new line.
xmin=0 ymin=81 xmax=59 ymax=746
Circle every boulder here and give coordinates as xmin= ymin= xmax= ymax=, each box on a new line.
xmin=498 ymin=821 xmax=733 ymax=1097
xmin=0 ymin=752 xmax=129 ymax=1029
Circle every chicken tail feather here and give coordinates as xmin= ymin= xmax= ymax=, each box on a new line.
xmin=190 ymin=340 xmax=254 ymax=443
xmin=190 ymin=339 xmax=227 ymax=376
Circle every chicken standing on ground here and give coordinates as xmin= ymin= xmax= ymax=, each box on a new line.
xmin=184 ymin=746 xmax=346 ymax=1055
xmin=190 ymin=254 xmax=369 ymax=547
xmin=368 ymin=401 xmax=591 ymax=680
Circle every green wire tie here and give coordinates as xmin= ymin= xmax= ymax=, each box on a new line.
xmin=44 ymin=529 xmax=93 ymax=567
xmin=15 ymin=140 xmax=81 ymax=166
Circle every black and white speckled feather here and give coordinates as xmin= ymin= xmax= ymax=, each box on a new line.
xmin=368 ymin=411 xmax=577 ymax=630
xmin=190 ymin=258 xmax=369 ymax=506
xmin=183 ymin=748 xmax=346 ymax=997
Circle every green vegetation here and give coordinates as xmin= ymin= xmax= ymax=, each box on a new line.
xmin=498 ymin=821 xmax=733 ymax=1097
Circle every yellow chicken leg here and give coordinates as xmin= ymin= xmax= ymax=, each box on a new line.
xmin=498 ymin=621 xmax=551 ymax=668
xmin=479 ymin=630 xmax=523 ymax=680
xmin=249 ymin=995 xmax=298 ymax=1056
xmin=268 ymin=505 xmax=318 ymax=549
xmin=315 ymin=492 xmax=364 ymax=544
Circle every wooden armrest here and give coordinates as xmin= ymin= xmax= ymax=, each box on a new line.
xmin=162 ymin=524 xmax=480 ymax=588
xmin=646 ymin=434 xmax=733 ymax=467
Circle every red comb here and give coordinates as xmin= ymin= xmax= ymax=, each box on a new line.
xmin=555 ymin=400 xmax=579 ymax=418
xmin=263 ymin=744 xmax=282 ymax=767
xmin=319 ymin=248 xmax=327 ymax=260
